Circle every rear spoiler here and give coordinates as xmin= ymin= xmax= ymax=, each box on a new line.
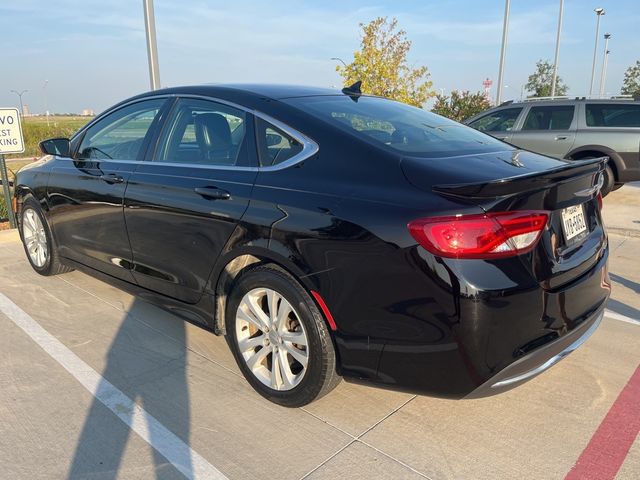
xmin=432 ymin=157 xmax=607 ymax=199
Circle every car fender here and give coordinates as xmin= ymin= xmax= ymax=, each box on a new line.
xmin=565 ymin=144 xmax=624 ymax=180
xmin=205 ymin=222 xmax=330 ymax=335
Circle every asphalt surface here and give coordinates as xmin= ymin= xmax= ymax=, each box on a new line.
xmin=0 ymin=186 xmax=639 ymax=480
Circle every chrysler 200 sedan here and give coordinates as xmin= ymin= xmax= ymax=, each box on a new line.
xmin=15 ymin=84 xmax=610 ymax=407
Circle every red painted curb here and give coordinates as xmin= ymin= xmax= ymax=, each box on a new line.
xmin=565 ymin=364 xmax=640 ymax=480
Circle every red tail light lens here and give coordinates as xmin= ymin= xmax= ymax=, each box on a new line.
xmin=596 ymin=192 xmax=603 ymax=210
xmin=408 ymin=211 xmax=549 ymax=259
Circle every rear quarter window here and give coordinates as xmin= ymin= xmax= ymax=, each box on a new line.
xmin=586 ymin=104 xmax=640 ymax=127
xmin=286 ymin=95 xmax=510 ymax=158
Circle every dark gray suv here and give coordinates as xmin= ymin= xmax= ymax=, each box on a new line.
xmin=465 ymin=98 xmax=640 ymax=195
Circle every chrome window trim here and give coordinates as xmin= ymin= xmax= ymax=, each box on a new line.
xmin=69 ymin=93 xmax=319 ymax=172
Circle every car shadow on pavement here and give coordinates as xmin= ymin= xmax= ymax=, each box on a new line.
xmin=607 ymin=298 xmax=640 ymax=321
xmin=610 ymin=273 xmax=640 ymax=294
xmin=68 ymin=298 xmax=192 ymax=479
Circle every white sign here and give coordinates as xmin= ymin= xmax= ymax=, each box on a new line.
xmin=0 ymin=108 xmax=25 ymax=154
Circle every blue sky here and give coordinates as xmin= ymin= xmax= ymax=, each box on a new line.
xmin=1 ymin=0 xmax=639 ymax=114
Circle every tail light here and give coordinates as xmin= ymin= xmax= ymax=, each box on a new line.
xmin=596 ymin=192 xmax=603 ymax=210
xmin=408 ymin=211 xmax=549 ymax=259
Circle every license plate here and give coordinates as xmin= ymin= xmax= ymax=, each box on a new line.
xmin=561 ymin=204 xmax=587 ymax=241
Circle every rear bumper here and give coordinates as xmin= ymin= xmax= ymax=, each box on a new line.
xmin=465 ymin=305 xmax=604 ymax=398
xmin=338 ymin=242 xmax=610 ymax=399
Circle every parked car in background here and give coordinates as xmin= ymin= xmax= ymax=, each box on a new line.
xmin=464 ymin=97 xmax=640 ymax=195
xmin=15 ymin=85 xmax=610 ymax=406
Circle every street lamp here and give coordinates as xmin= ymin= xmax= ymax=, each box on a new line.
xmin=599 ymin=33 xmax=611 ymax=97
xmin=330 ymin=57 xmax=347 ymax=68
xmin=589 ymin=7 xmax=605 ymax=96
xmin=551 ymin=0 xmax=565 ymax=97
xmin=10 ymin=89 xmax=28 ymax=117
xmin=496 ymin=0 xmax=511 ymax=105
xmin=43 ymin=80 xmax=50 ymax=126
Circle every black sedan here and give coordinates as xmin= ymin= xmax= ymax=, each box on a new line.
xmin=14 ymin=84 xmax=610 ymax=406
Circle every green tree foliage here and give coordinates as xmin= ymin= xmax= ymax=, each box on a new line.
xmin=337 ymin=17 xmax=434 ymax=107
xmin=621 ymin=60 xmax=640 ymax=96
xmin=525 ymin=59 xmax=568 ymax=97
xmin=431 ymin=90 xmax=492 ymax=122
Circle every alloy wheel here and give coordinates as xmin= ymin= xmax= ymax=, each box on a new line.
xmin=235 ymin=287 xmax=309 ymax=391
xmin=22 ymin=208 xmax=48 ymax=268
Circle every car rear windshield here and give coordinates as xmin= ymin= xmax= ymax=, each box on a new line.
xmin=286 ymin=95 xmax=510 ymax=157
xmin=586 ymin=103 xmax=640 ymax=127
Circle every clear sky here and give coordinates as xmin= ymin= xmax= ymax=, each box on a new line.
xmin=1 ymin=0 xmax=638 ymax=114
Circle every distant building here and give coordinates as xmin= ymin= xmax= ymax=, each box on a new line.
xmin=22 ymin=104 xmax=30 ymax=116
xmin=81 ymin=109 xmax=95 ymax=116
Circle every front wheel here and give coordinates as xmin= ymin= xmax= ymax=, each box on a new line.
xmin=20 ymin=198 xmax=73 ymax=276
xmin=226 ymin=265 xmax=340 ymax=407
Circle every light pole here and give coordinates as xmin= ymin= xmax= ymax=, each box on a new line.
xmin=551 ymin=0 xmax=565 ymax=97
xmin=330 ymin=57 xmax=347 ymax=68
xmin=589 ymin=7 xmax=605 ymax=96
xmin=143 ymin=0 xmax=161 ymax=90
xmin=43 ymin=79 xmax=50 ymax=126
xmin=10 ymin=89 xmax=28 ymax=117
xmin=599 ymin=34 xmax=611 ymax=97
xmin=496 ymin=0 xmax=511 ymax=105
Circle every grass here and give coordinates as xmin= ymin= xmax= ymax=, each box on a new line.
xmin=0 ymin=186 xmax=13 ymax=223
xmin=6 ymin=115 xmax=93 ymax=159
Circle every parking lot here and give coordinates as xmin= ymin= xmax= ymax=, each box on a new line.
xmin=0 ymin=185 xmax=638 ymax=480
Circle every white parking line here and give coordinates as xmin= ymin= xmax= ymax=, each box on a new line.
xmin=605 ymin=309 xmax=640 ymax=326
xmin=0 ymin=293 xmax=227 ymax=480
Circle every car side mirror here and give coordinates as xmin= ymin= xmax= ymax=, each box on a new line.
xmin=265 ymin=133 xmax=283 ymax=147
xmin=39 ymin=137 xmax=71 ymax=157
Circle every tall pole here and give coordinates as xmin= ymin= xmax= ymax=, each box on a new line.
xmin=589 ymin=8 xmax=605 ymax=96
xmin=496 ymin=0 xmax=511 ymax=105
xmin=143 ymin=0 xmax=161 ymax=90
xmin=551 ymin=0 xmax=565 ymax=97
xmin=599 ymin=34 xmax=611 ymax=97
xmin=43 ymin=80 xmax=50 ymax=127
xmin=10 ymin=90 xmax=28 ymax=117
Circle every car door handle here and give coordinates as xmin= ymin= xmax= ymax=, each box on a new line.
xmin=99 ymin=174 xmax=124 ymax=184
xmin=555 ymin=136 xmax=568 ymax=141
xmin=194 ymin=187 xmax=231 ymax=200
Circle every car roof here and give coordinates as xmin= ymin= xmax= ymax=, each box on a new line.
xmin=136 ymin=84 xmax=340 ymax=102
xmin=496 ymin=97 xmax=639 ymax=108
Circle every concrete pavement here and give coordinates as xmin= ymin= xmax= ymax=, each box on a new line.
xmin=0 ymin=187 xmax=638 ymax=479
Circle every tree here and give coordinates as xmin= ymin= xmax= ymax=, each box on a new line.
xmin=621 ymin=60 xmax=640 ymax=96
xmin=431 ymin=91 xmax=492 ymax=122
xmin=337 ymin=17 xmax=434 ymax=107
xmin=525 ymin=59 xmax=568 ymax=97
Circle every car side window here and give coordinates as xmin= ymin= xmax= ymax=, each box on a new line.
xmin=77 ymin=99 xmax=165 ymax=160
xmin=586 ymin=104 xmax=640 ymax=127
xmin=255 ymin=117 xmax=303 ymax=167
xmin=468 ymin=108 xmax=522 ymax=132
xmin=522 ymin=105 xmax=574 ymax=131
xmin=155 ymin=98 xmax=249 ymax=166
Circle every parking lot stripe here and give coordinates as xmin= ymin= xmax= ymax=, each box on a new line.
xmin=604 ymin=309 xmax=640 ymax=326
xmin=0 ymin=293 xmax=228 ymax=480
xmin=564 ymin=364 xmax=640 ymax=480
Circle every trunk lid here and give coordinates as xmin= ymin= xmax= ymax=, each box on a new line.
xmin=401 ymin=150 xmax=607 ymax=289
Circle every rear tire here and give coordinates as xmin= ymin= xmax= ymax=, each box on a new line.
xmin=601 ymin=164 xmax=615 ymax=197
xmin=20 ymin=198 xmax=73 ymax=276
xmin=225 ymin=264 xmax=340 ymax=407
